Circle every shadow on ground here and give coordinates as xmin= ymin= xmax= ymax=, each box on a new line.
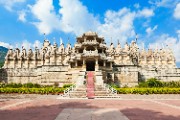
xmin=0 ymin=100 xmax=179 ymax=120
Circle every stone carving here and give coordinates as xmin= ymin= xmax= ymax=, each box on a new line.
xmin=124 ymin=42 xmax=130 ymax=53
xmin=115 ymin=43 xmax=121 ymax=54
xmin=129 ymin=41 xmax=138 ymax=65
xmin=27 ymin=49 xmax=33 ymax=59
xmin=2 ymin=31 xmax=178 ymax=86
xmin=5 ymin=49 xmax=13 ymax=60
xmin=65 ymin=43 xmax=71 ymax=54
xmin=21 ymin=48 xmax=27 ymax=59
xmin=59 ymin=43 xmax=65 ymax=54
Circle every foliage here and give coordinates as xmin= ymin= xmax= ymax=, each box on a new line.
xmin=0 ymin=87 xmax=65 ymax=94
xmin=0 ymin=46 xmax=8 ymax=68
xmin=115 ymin=88 xmax=180 ymax=94
xmin=138 ymin=78 xmax=163 ymax=87
xmin=138 ymin=78 xmax=180 ymax=88
xmin=63 ymin=84 xmax=73 ymax=88
xmin=109 ymin=83 xmax=120 ymax=88
xmin=0 ymin=61 xmax=4 ymax=68
xmin=0 ymin=83 xmax=41 ymax=88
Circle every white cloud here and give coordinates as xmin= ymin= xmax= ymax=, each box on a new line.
xmin=22 ymin=40 xmax=31 ymax=50
xmin=0 ymin=0 xmax=26 ymax=11
xmin=177 ymin=30 xmax=180 ymax=39
xmin=33 ymin=40 xmax=42 ymax=48
xmin=59 ymin=0 xmax=100 ymax=36
xmin=29 ymin=0 xmax=154 ymax=45
xmin=148 ymin=34 xmax=180 ymax=62
xmin=30 ymin=0 xmax=61 ymax=34
xmin=21 ymin=40 xmax=42 ymax=50
xmin=18 ymin=10 xmax=26 ymax=22
xmin=174 ymin=3 xmax=180 ymax=19
xmin=0 ymin=41 xmax=13 ymax=48
xmin=137 ymin=8 xmax=154 ymax=18
xmin=149 ymin=0 xmax=179 ymax=8
xmin=97 ymin=8 xmax=136 ymax=44
xmin=146 ymin=25 xmax=158 ymax=36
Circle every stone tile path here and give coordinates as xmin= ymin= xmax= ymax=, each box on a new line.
xmin=0 ymin=94 xmax=180 ymax=120
xmin=55 ymin=108 xmax=129 ymax=120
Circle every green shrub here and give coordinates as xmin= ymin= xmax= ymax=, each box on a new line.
xmin=23 ymin=83 xmax=41 ymax=88
xmin=0 ymin=83 xmax=43 ymax=88
xmin=115 ymin=88 xmax=180 ymax=94
xmin=110 ymin=83 xmax=120 ymax=88
xmin=0 ymin=87 xmax=66 ymax=94
xmin=138 ymin=78 xmax=163 ymax=88
xmin=138 ymin=78 xmax=180 ymax=88
xmin=63 ymin=84 xmax=73 ymax=88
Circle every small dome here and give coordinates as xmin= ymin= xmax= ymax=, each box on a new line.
xmin=84 ymin=31 xmax=97 ymax=36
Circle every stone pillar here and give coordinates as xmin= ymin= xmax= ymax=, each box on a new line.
xmin=26 ymin=59 xmax=29 ymax=68
xmin=84 ymin=37 xmax=87 ymax=42
xmin=75 ymin=60 xmax=78 ymax=67
xmin=110 ymin=62 xmax=112 ymax=68
xmin=103 ymin=61 xmax=106 ymax=67
xmin=95 ymin=58 xmax=99 ymax=71
xmin=82 ymin=59 xmax=86 ymax=68
xmin=94 ymin=37 xmax=97 ymax=42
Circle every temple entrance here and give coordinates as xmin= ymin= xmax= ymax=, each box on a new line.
xmin=86 ymin=61 xmax=95 ymax=71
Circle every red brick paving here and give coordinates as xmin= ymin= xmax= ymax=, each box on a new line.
xmin=0 ymin=98 xmax=180 ymax=120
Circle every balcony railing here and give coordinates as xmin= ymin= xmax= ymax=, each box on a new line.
xmin=74 ymin=43 xmax=82 ymax=48
xmin=83 ymin=51 xmax=99 ymax=57
xmin=82 ymin=40 xmax=99 ymax=45
xmin=99 ymin=43 xmax=107 ymax=48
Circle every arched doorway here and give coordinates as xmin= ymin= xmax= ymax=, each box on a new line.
xmin=86 ymin=60 xmax=95 ymax=71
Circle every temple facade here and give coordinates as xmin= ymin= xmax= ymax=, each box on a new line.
xmin=1 ymin=31 xmax=180 ymax=86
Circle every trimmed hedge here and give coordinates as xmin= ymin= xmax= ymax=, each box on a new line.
xmin=0 ymin=87 xmax=66 ymax=94
xmin=115 ymin=88 xmax=180 ymax=94
xmin=138 ymin=78 xmax=180 ymax=88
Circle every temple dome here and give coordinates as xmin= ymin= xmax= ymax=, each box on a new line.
xmin=84 ymin=31 xmax=97 ymax=36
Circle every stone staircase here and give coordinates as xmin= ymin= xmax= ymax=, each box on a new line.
xmin=60 ymin=71 xmax=120 ymax=99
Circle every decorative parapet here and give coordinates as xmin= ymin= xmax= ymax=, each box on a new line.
xmin=82 ymin=40 xmax=99 ymax=45
xmin=74 ymin=43 xmax=82 ymax=48
xmin=106 ymin=56 xmax=114 ymax=62
xmin=100 ymin=53 xmax=106 ymax=60
xmin=99 ymin=43 xmax=107 ymax=48
xmin=82 ymin=51 xmax=99 ymax=57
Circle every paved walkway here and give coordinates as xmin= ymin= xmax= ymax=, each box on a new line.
xmin=0 ymin=94 xmax=180 ymax=120
xmin=55 ymin=108 xmax=129 ymax=120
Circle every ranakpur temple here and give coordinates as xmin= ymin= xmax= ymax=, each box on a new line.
xmin=1 ymin=31 xmax=180 ymax=87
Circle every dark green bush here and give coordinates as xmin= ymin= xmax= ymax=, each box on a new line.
xmin=110 ymin=83 xmax=120 ymax=88
xmin=0 ymin=87 xmax=66 ymax=94
xmin=0 ymin=83 xmax=43 ymax=88
xmin=63 ymin=84 xmax=73 ymax=88
xmin=139 ymin=78 xmax=163 ymax=88
xmin=138 ymin=78 xmax=180 ymax=88
xmin=115 ymin=88 xmax=180 ymax=94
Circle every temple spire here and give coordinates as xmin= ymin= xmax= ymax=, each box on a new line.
xmin=135 ymin=33 xmax=138 ymax=43
xmin=44 ymin=33 xmax=47 ymax=40
xmin=68 ymin=37 xmax=70 ymax=44
xmin=117 ymin=39 xmax=120 ymax=44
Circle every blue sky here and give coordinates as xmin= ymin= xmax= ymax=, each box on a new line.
xmin=0 ymin=0 xmax=180 ymax=67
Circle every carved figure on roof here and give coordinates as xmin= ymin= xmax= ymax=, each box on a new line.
xmin=66 ymin=43 xmax=71 ymax=54
xmin=21 ymin=48 xmax=26 ymax=59
xmin=27 ymin=49 xmax=33 ymax=59
xmin=115 ymin=43 xmax=121 ymax=54
xmin=59 ymin=43 xmax=65 ymax=54
xmin=5 ymin=49 xmax=13 ymax=60
xmin=124 ymin=42 xmax=130 ymax=53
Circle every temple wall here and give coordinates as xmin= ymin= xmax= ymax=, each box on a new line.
xmin=1 ymin=65 xmax=75 ymax=85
